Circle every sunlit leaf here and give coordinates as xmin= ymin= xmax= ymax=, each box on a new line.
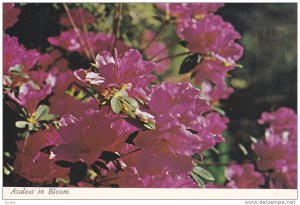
xmin=15 ymin=121 xmax=29 ymax=128
xmin=35 ymin=105 xmax=49 ymax=120
xmin=193 ymin=166 xmax=215 ymax=181
xmin=111 ymin=96 xmax=122 ymax=114
xmin=191 ymin=172 xmax=206 ymax=188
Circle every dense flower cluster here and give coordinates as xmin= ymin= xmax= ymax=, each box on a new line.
xmin=3 ymin=3 xmax=295 ymax=189
xmin=158 ymin=3 xmax=243 ymax=102
xmin=252 ymin=107 xmax=297 ymax=188
xmin=207 ymin=107 xmax=297 ymax=189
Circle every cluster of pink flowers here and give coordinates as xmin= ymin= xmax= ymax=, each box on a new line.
xmin=158 ymin=3 xmax=243 ymax=102
xmin=4 ymin=3 xmax=295 ymax=189
xmin=252 ymin=107 xmax=297 ymax=188
xmin=208 ymin=107 xmax=297 ymax=189
xmin=3 ymin=3 xmax=233 ymax=187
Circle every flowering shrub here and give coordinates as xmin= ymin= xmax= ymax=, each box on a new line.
xmin=3 ymin=3 xmax=296 ymax=188
xmin=207 ymin=107 xmax=297 ymax=189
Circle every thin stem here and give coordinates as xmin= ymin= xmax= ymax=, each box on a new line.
xmin=63 ymin=3 xmax=91 ymax=60
xmin=73 ymin=83 xmax=101 ymax=109
xmin=79 ymin=7 xmax=95 ymax=61
xmin=198 ymin=160 xmax=256 ymax=167
xmin=121 ymin=148 xmax=141 ymax=157
xmin=142 ymin=22 xmax=168 ymax=51
xmin=149 ymin=38 xmax=179 ymax=61
xmin=111 ymin=3 xmax=123 ymax=53
xmin=155 ymin=51 xmax=190 ymax=63
xmin=98 ymin=177 xmax=119 ymax=183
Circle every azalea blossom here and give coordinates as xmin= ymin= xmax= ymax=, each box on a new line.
xmin=225 ymin=163 xmax=265 ymax=188
xmin=94 ymin=49 xmax=156 ymax=101
xmin=141 ymin=30 xmax=171 ymax=73
xmin=252 ymin=107 xmax=297 ymax=188
xmin=8 ymin=82 xmax=52 ymax=114
xmin=3 ymin=35 xmax=40 ymax=75
xmin=3 ymin=3 xmax=20 ymax=30
xmin=59 ymin=8 xmax=96 ymax=28
xmin=14 ymin=128 xmax=68 ymax=184
xmin=129 ymin=82 xmax=223 ymax=178
xmin=51 ymin=111 xmax=119 ymax=164
xmin=48 ymin=30 xmax=129 ymax=57
xmin=74 ymin=69 xmax=105 ymax=85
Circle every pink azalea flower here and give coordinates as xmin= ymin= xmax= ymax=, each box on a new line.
xmin=225 ymin=164 xmax=265 ymax=188
xmin=133 ymin=129 xmax=195 ymax=176
xmin=90 ymin=32 xmax=129 ymax=57
xmin=59 ymin=8 xmax=96 ymax=28
xmin=258 ymin=107 xmax=297 ymax=138
xmin=48 ymin=30 xmax=129 ymax=57
xmin=49 ymin=94 xmax=98 ymax=118
xmin=74 ymin=69 xmax=105 ymax=85
xmin=51 ymin=111 xmax=118 ymax=164
xmin=141 ymin=30 xmax=171 ymax=73
xmin=252 ymin=136 xmax=293 ymax=172
xmin=252 ymin=107 xmax=297 ymax=188
xmin=48 ymin=30 xmax=81 ymax=52
xmin=205 ymin=112 xmax=229 ymax=142
xmin=129 ymin=82 xmax=225 ymax=177
xmin=37 ymin=50 xmax=69 ymax=71
xmin=200 ymin=80 xmax=234 ymax=102
xmin=3 ymin=35 xmax=40 ymax=74
xmin=118 ymin=167 xmax=198 ymax=188
xmin=3 ymin=3 xmax=20 ymax=30
xmin=194 ymin=59 xmax=230 ymax=85
xmin=270 ymin=169 xmax=297 ymax=189
xmin=14 ymin=128 xmax=68 ymax=184
xmin=49 ymin=69 xmax=76 ymax=96
xmin=148 ymin=81 xmax=210 ymax=116
xmin=9 ymin=82 xmax=52 ymax=114
xmin=157 ymin=3 xmax=224 ymax=21
xmin=180 ymin=14 xmax=241 ymax=54
xmin=94 ymin=49 xmax=156 ymax=100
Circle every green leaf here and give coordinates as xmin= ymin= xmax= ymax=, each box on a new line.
xmin=55 ymin=160 xmax=73 ymax=168
xmin=3 ymin=75 xmax=12 ymax=85
xmin=238 ymin=143 xmax=248 ymax=156
xmin=90 ymin=164 xmax=101 ymax=175
xmin=9 ymin=64 xmax=29 ymax=78
xmin=178 ymin=40 xmax=188 ymax=47
xmin=122 ymin=96 xmax=139 ymax=109
xmin=9 ymin=64 xmax=24 ymax=73
xmin=35 ymin=105 xmax=49 ymax=120
xmin=179 ymin=54 xmax=201 ymax=74
xmin=213 ymin=107 xmax=226 ymax=116
xmin=69 ymin=162 xmax=87 ymax=186
xmin=52 ymin=120 xmax=62 ymax=129
xmin=143 ymin=121 xmax=155 ymax=130
xmin=28 ymin=81 xmax=40 ymax=90
xmin=15 ymin=121 xmax=29 ymax=128
xmin=193 ymin=166 xmax=215 ymax=181
xmin=116 ymin=89 xmax=128 ymax=97
xmin=99 ymin=151 xmax=121 ymax=162
xmin=38 ymin=114 xmax=59 ymax=121
xmin=111 ymin=96 xmax=122 ymax=114
xmin=125 ymin=131 xmax=139 ymax=144
xmin=94 ymin=161 xmax=109 ymax=171
xmin=191 ymin=173 xmax=206 ymax=188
